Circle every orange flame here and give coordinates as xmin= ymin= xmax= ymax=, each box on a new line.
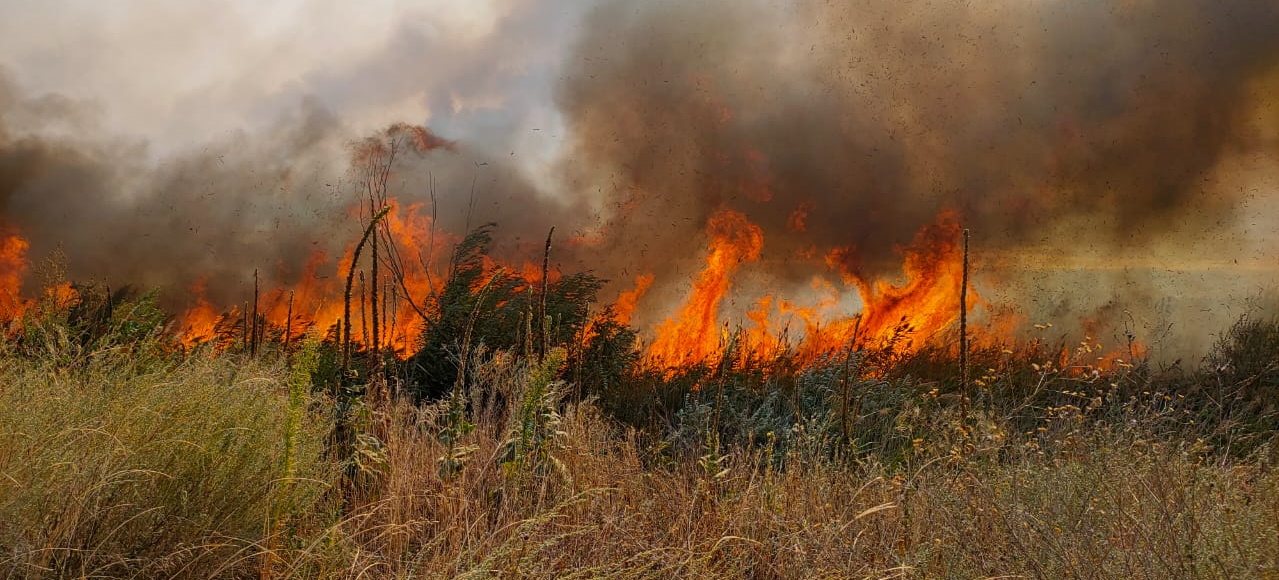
xmin=174 ymin=198 xmax=458 ymax=354
xmin=647 ymin=208 xmax=763 ymax=366
xmin=614 ymin=273 xmax=654 ymax=326
xmin=644 ymin=209 xmax=976 ymax=367
xmin=0 ymin=194 xmax=1148 ymax=372
xmin=842 ymin=210 xmax=970 ymax=349
xmin=0 ymin=232 xmax=30 ymax=321
xmin=178 ymin=278 xmax=221 ymax=347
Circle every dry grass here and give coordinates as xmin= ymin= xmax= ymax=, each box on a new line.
xmin=0 ymin=339 xmax=331 ymax=579
xmin=1 ymin=323 xmax=1277 ymax=579
xmin=267 ymin=352 xmax=1279 ymax=580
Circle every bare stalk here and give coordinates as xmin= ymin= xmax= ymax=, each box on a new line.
xmin=242 ymin=302 xmax=250 ymax=352
xmin=960 ymin=228 xmax=971 ymax=428
xmin=377 ymin=173 xmax=435 ymax=326
xmin=343 ymin=205 xmax=392 ymax=375
xmin=840 ymin=314 xmax=863 ymax=442
xmin=538 ymin=227 xmax=554 ymax=364
xmin=251 ymin=269 xmax=259 ymax=357
xmin=359 ymin=272 xmax=369 ymax=348
xmin=370 ymin=201 xmax=381 ymax=354
xmin=283 ymin=290 xmax=294 ymax=356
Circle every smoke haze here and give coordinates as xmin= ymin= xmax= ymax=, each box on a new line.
xmin=1 ymin=0 xmax=1278 ymax=356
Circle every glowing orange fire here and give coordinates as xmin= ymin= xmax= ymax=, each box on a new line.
xmin=0 ymin=195 xmax=1152 ymax=373
xmin=0 ymin=120 xmax=1131 ymax=370
xmin=0 ymin=111 xmax=1007 ymax=364
xmin=0 ymin=231 xmax=30 ymax=321
xmin=642 ymin=208 xmax=975 ymax=367
xmin=614 ymin=274 xmax=654 ymax=326
xmin=174 ymin=198 xmax=463 ymax=354
xmin=178 ymin=278 xmax=221 ymax=345
xmin=647 ymin=208 xmax=764 ymax=366
xmin=836 ymin=211 xmax=970 ymax=349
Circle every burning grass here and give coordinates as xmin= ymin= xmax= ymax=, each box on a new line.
xmin=1 ymin=279 xmax=1278 ymax=579
xmin=0 ymin=164 xmax=1273 ymax=577
xmin=2 ymin=2 xmax=1278 ymax=575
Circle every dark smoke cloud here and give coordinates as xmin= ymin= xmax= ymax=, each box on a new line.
xmin=0 ymin=0 xmax=591 ymax=311
xmin=557 ymin=0 xmax=1279 ymax=284
xmin=0 ymin=72 xmax=349 ymax=306
xmin=0 ymin=67 xmax=572 ymax=311
xmin=2 ymin=0 xmax=1279 ymax=358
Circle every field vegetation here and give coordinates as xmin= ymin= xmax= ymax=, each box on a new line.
xmin=2 ymin=240 xmax=1279 ymax=579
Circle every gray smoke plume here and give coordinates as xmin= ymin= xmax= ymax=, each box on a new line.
xmin=0 ymin=73 xmax=564 ymax=310
xmin=0 ymin=0 xmax=585 ymax=310
xmin=2 ymin=0 xmax=1279 ymax=356
xmin=554 ymin=0 xmax=1279 ymax=348
xmin=559 ymin=0 xmax=1279 ymax=271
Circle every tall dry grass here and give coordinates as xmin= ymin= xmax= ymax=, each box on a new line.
xmin=2 ymin=292 xmax=1278 ymax=578
xmin=267 ymin=350 xmax=1279 ymax=580
xmin=0 ymin=331 xmax=331 ymax=579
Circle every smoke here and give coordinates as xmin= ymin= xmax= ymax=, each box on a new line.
xmin=1 ymin=0 xmax=1278 ymax=355
xmin=560 ymin=0 xmax=1279 ymax=265
xmin=0 ymin=74 xmax=348 ymax=305
xmin=0 ymin=0 xmax=586 ymax=309
xmin=555 ymin=0 xmax=1279 ymax=345
xmin=0 ymin=67 xmax=578 ymax=310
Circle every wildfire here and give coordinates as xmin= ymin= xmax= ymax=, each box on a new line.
xmin=0 ymin=132 xmax=1142 ymax=371
xmin=0 ymin=193 xmax=1159 ymax=373
xmin=836 ymin=211 xmax=970 ymax=349
xmin=642 ymin=208 xmax=976 ymax=367
xmin=169 ymin=188 xmax=474 ymax=354
xmin=0 ymin=232 xmax=29 ymax=321
xmin=647 ymin=208 xmax=764 ymax=366
xmin=178 ymin=278 xmax=221 ymax=346
xmin=613 ymin=274 xmax=654 ymax=326
xmin=169 ymin=196 xmax=976 ymax=367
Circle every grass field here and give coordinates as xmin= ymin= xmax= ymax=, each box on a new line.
xmin=2 ymin=278 xmax=1278 ymax=580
